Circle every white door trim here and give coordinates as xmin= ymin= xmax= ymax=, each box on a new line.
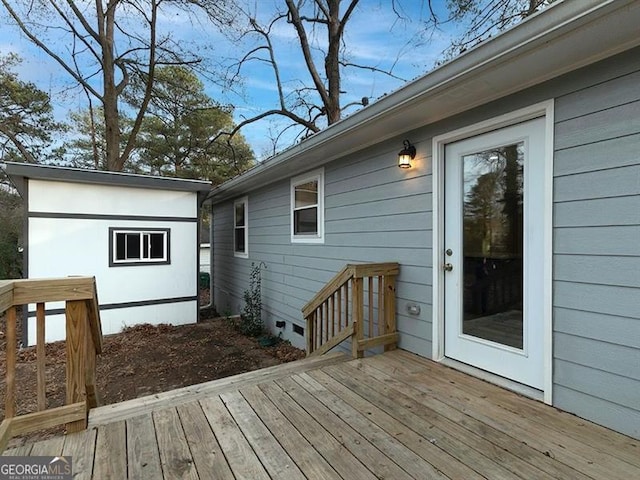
xmin=431 ymin=100 xmax=554 ymax=404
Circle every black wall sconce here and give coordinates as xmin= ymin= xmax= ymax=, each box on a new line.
xmin=398 ymin=140 xmax=416 ymax=168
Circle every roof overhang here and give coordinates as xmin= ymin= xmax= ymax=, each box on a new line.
xmin=208 ymin=0 xmax=640 ymax=204
xmin=1 ymin=162 xmax=212 ymax=196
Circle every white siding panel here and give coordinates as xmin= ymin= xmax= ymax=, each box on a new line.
xmin=28 ymin=301 xmax=197 ymax=345
xmin=29 ymin=179 xmax=197 ymax=217
xmin=28 ymin=218 xmax=197 ymax=305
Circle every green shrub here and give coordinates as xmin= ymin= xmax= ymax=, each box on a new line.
xmin=240 ymin=262 xmax=265 ymax=337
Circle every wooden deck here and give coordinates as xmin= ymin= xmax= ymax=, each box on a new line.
xmin=4 ymin=350 xmax=639 ymax=479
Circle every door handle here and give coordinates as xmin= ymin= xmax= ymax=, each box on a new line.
xmin=443 ymin=263 xmax=453 ymax=272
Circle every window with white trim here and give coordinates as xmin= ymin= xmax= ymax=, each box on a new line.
xmin=291 ymin=168 xmax=324 ymax=243
xmin=110 ymin=228 xmax=170 ymax=266
xmin=234 ymin=197 xmax=248 ymax=258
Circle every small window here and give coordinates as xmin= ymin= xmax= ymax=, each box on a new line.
xmin=110 ymin=228 xmax=170 ymax=266
xmin=234 ymin=197 xmax=249 ymax=258
xmin=291 ymin=169 xmax=324 ymax=243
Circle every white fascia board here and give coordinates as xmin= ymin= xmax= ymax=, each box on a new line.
xmin=208 ymin=0 xmax=640 ymax=204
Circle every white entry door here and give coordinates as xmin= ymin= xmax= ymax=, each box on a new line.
xmin=444 ymin=117 xmax=546 ymax=389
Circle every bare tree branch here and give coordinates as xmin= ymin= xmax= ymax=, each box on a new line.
xmin=0 ymin=0 xmax=103 ymax=100
xmin=285 ymin=0 xmax=331 ymax=110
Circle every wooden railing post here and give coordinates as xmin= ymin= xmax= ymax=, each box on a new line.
xmin=383 ymin=274 xmax=397 ymax=351
xmin=36 ymin=302 xmax=47 ymax=411
xmin=351 ymin=276 xmax=364 ymax=359
xmin=306 ymin=313 xmax=314 ymax=355
xmin=65 ymin=300 xmax=88 ymax=433
xmin=85 ymin=327 xmax=99 ymax=409
xmin=5 ymin=306 xmax=17 ymax=419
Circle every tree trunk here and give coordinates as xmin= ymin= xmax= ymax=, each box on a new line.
xmin=325 ymin=0 xmax=341 ymax=125
xmin=100 ymin=1 xmax=122 ymax=171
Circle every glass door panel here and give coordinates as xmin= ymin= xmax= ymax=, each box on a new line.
xmin=462 ymin=144 xmax=524 ymax=349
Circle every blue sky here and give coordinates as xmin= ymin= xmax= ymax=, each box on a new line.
xmin=0 ymin=0 xmax=456 ymax=160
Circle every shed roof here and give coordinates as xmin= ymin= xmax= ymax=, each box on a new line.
xmin=1 ymin=162 xmax=212 ymax=195
xmin=207 ymin=0 xmax=640 ymax=204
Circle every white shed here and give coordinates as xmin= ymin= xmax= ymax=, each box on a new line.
xmin=3 ymin=162 xmax=211 ymax=345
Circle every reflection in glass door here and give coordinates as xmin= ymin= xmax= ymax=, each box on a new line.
xmin=462 ymin=144 xmax=524 ymax=349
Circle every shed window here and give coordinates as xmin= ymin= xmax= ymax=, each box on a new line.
xmin=234 ymin=197 xmax=249 ymax=258
xmin=291 ymin=169 xmax=324 ymax=243
xmin=110 ymin=228 xmax=170 ymax=266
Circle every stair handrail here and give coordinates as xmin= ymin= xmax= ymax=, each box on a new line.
xmin=302 ymin=263 xmax=399 ymax=358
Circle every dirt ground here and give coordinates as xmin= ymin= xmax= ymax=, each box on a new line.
xmin=0 ymin=310 xmax=305 ymax=446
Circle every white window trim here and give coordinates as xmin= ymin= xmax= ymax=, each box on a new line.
xmin=110 ymin=228 xmax=170 ymax=266
xmin=291 ymin=168 xmax=325 ymax=244
xmin=233 ymin=196 xmax=249 ymax=258
xmin=431 ymin=100 xmax=554 ymax=405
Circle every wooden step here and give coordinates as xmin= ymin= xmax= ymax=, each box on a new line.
xmin=89 ymin=352 xmax=348 ymax=426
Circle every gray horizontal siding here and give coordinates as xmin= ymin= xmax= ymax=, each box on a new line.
xmin=554 ymin=307 xmax=640 ymax=349
xmin=555 ymin=360 xmax=639 ymax=411
xmin=555 ymin=226 xmax=639 ymax=256
xmin=554 ymin=133 xmax=640 ymax=175
xmin=555 ymin=196 xmax=640 ymax=227
xmin=554 ymin=384 xmax=640 ymax=441
xmin=555 ymin=100 xmax=640 ymax=151
xmin=552 ymin=47 xmax=640 ymax=438
xmin=554 ymin=332 xmax=640 ymax=382
xmin=554 ymin=165 xmax=639 ymax=201
xmin=554 ymin=255 xmax=640 ymax=288
xmin=214 ymin=146 xmax=433 ymax=351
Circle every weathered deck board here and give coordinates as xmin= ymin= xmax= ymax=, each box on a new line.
xmin=62 ymin=428 xmax=96 ymax=480
xmin=11 ymin=350 xmax=640 ymax=479
xmin=176 ymin=401 xmax=234 ymax=480
xmin=200 ymin=395 xmax=271 ymax=480
xmin=126 ymin=413 xmax=162 ymax=480
xmin=291 ymin=372 xmax=448 ymax=480
xmin=240 ymin=384 xmax=343 ymax=480
xmin=373 ymin=352 xmax=639 ymax=480
xmin=306 ymin=368 xmax=470 ymax=480
xmin=28 ymin=435 xmax=65 ymax=456
xmin=221 ymin=390 xmax=305 ymax=480
xmin=335 ymin=360 xmax=589 ymax=480
xmin=276 ymin=375 xmax=414 ymax=480
xmin=92 ymin=421 xmax=126 ymax=479
xmin=153 ymin=407 xmax=199 ymax=480
xmin=398 ymin=350 xmax=639 ymax=465
xmin=258 ymin=381 xmax=378 ymax=480
xmin=323 ymin=362 xmax=524 ymax=480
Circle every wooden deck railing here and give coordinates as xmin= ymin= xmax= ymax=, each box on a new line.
xmin=0 ymin=277 xmax=103 ymax=452
xmin=302 ymin=263 xmax=399 ymax=358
